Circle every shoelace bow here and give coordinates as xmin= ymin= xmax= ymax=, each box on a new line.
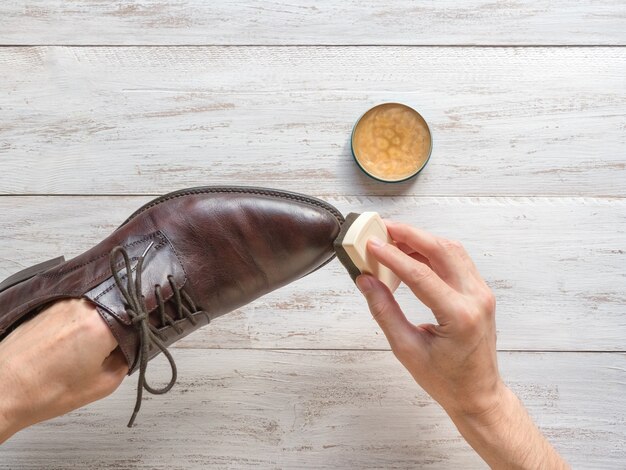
xmin=109 ymin=242 xmax=202 ymax=427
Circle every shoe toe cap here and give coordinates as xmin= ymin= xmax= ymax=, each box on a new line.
xmin=159 ymin=190 xmax=344 ymax=314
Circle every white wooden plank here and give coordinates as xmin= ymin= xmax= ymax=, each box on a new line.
xmin=1 ymin=350 xmax=624 ymax=469
xmin=1 ymin=195 xmax=624 ymax=351
xmin=1 ymin=1 xmax=625 ymax=46
xmin=1 ymin=47 xmax=624 ymax=197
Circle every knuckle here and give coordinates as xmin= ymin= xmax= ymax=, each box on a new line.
xmin=450 ymin=239 xmax=464 ymax=250
xmin=391 ymin=339 xmax=414 ymax=361
xmin=480 ymin=290 xmax=497 ymax=313
xmin=451 ymin=240 xmax=465 ymax=252
xmin=369 ymin=300 xmax=385 ymax=318
xmin=439 ymin=238 xmax=464 ymax=252
xmin=77 ymin=315 xmax=100 ymax=337
xmin=407 ymin=264 xmax=431 ymax=283
xmin=369 ymin=299 xmax=391 ymax=322
xmin=456 ymin=308 xmax=482 ymax=332
xmin=69 ymin=305 xmax=103 ymax=336
xmin=437 ymin=237 xmax=452 ymax=249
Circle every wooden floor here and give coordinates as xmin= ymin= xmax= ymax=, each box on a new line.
xmin=1 ymin=2 xmax=625 ymax=468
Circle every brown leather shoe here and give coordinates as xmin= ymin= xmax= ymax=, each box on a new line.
xmin=0 ymin=186 xmax=343 ymax=426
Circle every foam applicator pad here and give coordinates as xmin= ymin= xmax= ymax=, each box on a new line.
xmin=334 ymin=212 xmax=400 ymax=293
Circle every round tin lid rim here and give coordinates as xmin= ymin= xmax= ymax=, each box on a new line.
xmin=350 ymin=102 xmax=433 ymax=183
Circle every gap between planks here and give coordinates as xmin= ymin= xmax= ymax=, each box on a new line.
xmin=1 ymin=194 xmax=625 ymax=199
xmin=167 ymin=347 xmax=626 ymax=353
xmin=2 ymin=44 xmax=626 ymax=48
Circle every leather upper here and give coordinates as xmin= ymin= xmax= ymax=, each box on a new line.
xmin=0 ymin=187 xmax=344 ymax=373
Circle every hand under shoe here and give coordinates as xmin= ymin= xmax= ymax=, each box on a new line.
xmin=0 ymin=299 xmax=127 ymax=443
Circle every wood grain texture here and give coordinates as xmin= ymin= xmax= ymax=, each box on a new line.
xmin=1 ymin=47 xmax=624 ymax=197
xmin=1 ymin=1 xmax=625 ymax=46
xmin=1 ymin=195 xmax=624 ymax=351
xmin=2 ymin=3 xmax=625 ymax=466
xmin=2 ymin=350 xmax=624 ymax=469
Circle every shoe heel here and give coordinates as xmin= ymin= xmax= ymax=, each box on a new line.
xmin=0 ymin=256 xmax=66 ymax=293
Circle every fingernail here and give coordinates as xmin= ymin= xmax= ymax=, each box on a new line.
xmin=369 ymin=236 xmax=386 ymax=248
xmin=356 ymin=275 xmax=374 ymax=293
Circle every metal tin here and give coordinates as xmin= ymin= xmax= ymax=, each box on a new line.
xmin=350 ymin=102 xmax=432 ymax=183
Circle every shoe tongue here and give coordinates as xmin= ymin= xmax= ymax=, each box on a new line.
xmin=84 ymin=231 xmax=187 ymax=326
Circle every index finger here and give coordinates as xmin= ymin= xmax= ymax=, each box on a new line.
xmin=385 ymin=222 xmax=480 ymax=288
xmin=367 ymin=238 xmax=460 ymax=325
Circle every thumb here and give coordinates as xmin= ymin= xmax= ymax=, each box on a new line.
xmin=356 ymin=274 xmax=415 ymax=350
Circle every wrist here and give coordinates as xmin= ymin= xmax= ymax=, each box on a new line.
xmin=447 ymin=381 xmax=513 ymax=431
xmin=447 ymin=385 xmax=518 ymax=467
xmin=441 ymin=377 xmax=508 ymax=424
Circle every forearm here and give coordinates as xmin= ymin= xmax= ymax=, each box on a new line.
xmin=448 ymin=383 xmax=569 ymax=469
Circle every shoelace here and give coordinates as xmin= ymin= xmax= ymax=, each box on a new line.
xmin=109 ymin=242 xmax=201 ymax=427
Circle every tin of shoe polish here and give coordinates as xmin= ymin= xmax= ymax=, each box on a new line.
xmin=351 ymin=103 xmax=432 ymax=183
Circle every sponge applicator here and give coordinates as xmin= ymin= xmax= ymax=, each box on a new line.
xmin=334 ymin=212 xmax=400 ymax=293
